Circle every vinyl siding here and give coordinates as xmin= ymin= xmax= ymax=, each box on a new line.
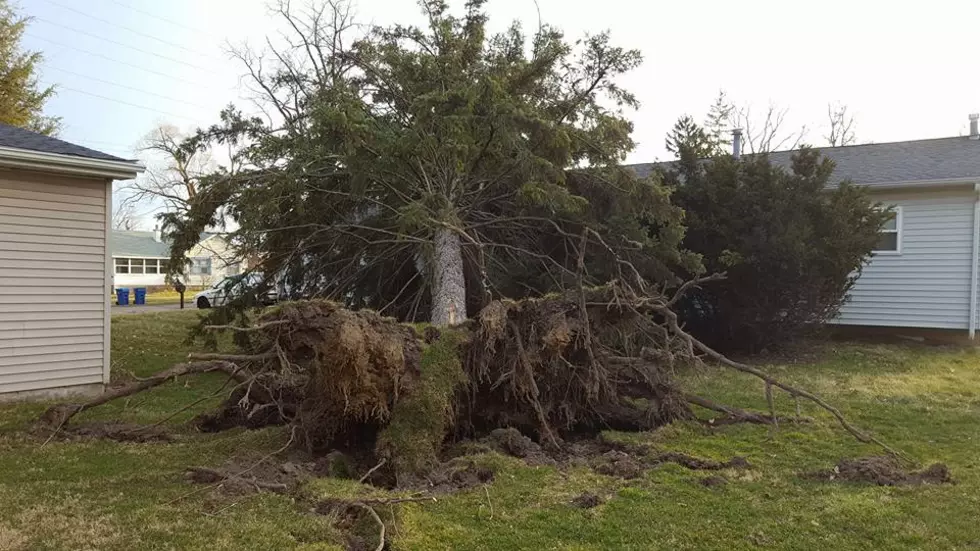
xmin=0 ymin=170 xmax=109 ymax=394
xmin=836 ymin=188 xmax=976 ymax=330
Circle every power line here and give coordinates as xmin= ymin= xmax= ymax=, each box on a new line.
xmin=40 ymin=0 xmax=220 ymax=61
xmin=103 ymin=0 xmax=210 ymax=36
xmin=44 ymin=65 xmax=212 ymax=110
xmin=56 ymin=86 xmax=200 ymax=122
xmin=27 ymin=33 xmax=222 ymax=89
xmin=34 ymin=16 xmax=215 ymax=73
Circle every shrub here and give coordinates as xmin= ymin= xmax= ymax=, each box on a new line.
xmin=664 ymin=147 xmax=889 ymax=352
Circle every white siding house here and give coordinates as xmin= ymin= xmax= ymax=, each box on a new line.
xmin=0 ymin=124 xmax=142 ymax=400
xmin=837 ymin=187 xmax=978 ymax=331
xmin=111 ymin=230 xmax=241 ymax=288
xmin=632 ymin=115 xmax=980 ymax=337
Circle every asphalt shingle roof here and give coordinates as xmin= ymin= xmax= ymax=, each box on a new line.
xmin=630 ymin=136 xmax=980 ymax=187
xmin=0 ymin=123 xmax=130 ymax=162
xmin=111 ymin=231 xmax=170 ymax=258
xmin=111 ymin=231 xmax=221 ymax=258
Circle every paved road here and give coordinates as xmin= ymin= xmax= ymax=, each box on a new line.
xmin=111 ymin=303 xmax=191 ymax=316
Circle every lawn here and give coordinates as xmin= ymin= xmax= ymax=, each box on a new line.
xmin=1 ymin=310 xmax=979 ymax=550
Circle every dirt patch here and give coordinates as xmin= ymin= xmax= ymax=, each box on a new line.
xmin=592 ymin=450 xmax=645 ymax=479
xmin=34 ymin=421 xmax=172 ymax=443
xmin=571 ymin=492 xmax=603 ymax=509
xmin=403 ymin=459 xmax=495 ymax=494
xmin=654 ymin=452 xmax=750 ymax=471
xmin=700 ymin=475 xmax=727 ymax=488
xmin=804 ymin=456 xmax=953 ymax=486
xmin=183 ymin=449 xmax=322 ymax=496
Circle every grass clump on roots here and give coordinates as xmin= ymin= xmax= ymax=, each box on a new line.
xmin=376 ymin=328 xmax=468 ymax=484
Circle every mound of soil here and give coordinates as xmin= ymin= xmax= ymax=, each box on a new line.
xmin=593 ymin=450 xmax=646 ymax=479
xmin=805 ymin=456 xmax=953 ymax=486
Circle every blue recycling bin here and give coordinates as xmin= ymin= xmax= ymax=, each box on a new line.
xmin=134 ymin=287 xmax=147 ymax=305
xmin=115 ymin=288 xmax=130 ymax=306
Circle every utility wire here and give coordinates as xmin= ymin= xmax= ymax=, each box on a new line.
xmin=27 ymin=33 xmax=222 ymax=89
xmin=57 ymin=86 xmax=200 ymax=122
xmin=34 ymin=16 xmax=215 ymax=73
xmin=44 ymin=65 xmax=212 ymax=110
xmin=40 ymin=0 xmax=221 ymax=61
xmin=103 ymin=0 xmax=211 ymax=36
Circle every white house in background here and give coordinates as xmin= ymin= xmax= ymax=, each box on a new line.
xmin=0 ymin=123 xmax=143 ymax=400
xmin=633 ymin=114 xmax=980 ymax=339
xmin=111 ymin=229 xmax=241 ymax=288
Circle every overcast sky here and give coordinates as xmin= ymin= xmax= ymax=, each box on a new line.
xmin=20 ymin=0 xmax=980 ymax=193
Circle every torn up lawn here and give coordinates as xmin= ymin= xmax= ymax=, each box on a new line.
xmin=3 ymin=307 xmax=976 ymax=550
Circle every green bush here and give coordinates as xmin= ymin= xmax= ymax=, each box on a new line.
xmin=664 ymin=147 xmax=889 ymax=352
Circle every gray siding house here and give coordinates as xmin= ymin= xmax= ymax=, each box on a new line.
xmin=633 ymin=115 xmax=980 ymax=338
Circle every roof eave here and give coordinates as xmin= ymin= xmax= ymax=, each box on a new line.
xmin=827 ymin=177 xmax=980 ymax=190
xmin=0 ymin=145 xmax=145 ymax=180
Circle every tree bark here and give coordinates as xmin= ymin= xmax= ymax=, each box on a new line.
xmin=430 ymin=227 xmax=467 ymax=326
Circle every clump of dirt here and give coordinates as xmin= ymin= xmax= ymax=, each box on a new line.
xmin=404 ymin=459 xmax=495 ymax=494
xmin=805 ymin=456 xmax=953 ymax=486
xmin=34 ymin=421 xmax=172 ymax=443
xmin=571 ymin=492 xmax=603 ymax=509
xmin=592 ymin=450 xmax=645 ymax=479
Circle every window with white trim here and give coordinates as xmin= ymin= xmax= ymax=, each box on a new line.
xmin=114 ymin=258 xmax=168 ymax=274
xmin=189 ymin=257 xmax=212 ymax=275
xmin=874 ymin=207 xmax=901 ymax=253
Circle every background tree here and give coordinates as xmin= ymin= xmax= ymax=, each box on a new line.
xmin=664 ymin=147 xmax=889 ymax=351
xmin=665 ymin=115 xmax=718 ymax=159
xmin=703 ymin=90 xmax=733 ymax=153
xmin=111 ymin=201 xmax=139 ymax=231
xmin=164 ymin=0 xmax=696 ymax=326
xmin=825 ymin=102 xmax=856 ymax=146
xmin=0 ymin=0 xmax=59 ymax=135
xmin=730 ymin=102 xmax=807 ymax=154
xmin=121 ymin=124 xmax=215 ymax=216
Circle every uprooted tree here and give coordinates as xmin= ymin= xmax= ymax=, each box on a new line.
xmin=38 ymin=0 xmax=906 ymax=519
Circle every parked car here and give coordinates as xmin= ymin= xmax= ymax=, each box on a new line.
xmin=194 ymin=273 xmax=278 ymax=309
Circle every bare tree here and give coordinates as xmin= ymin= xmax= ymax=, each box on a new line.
xmin=121 ymin=124 xmax=215 ymax=215
xmin=825 ymin=102 xmax=856 ymax=147
xmin=111 ymin=201 xmax=140 ymax=231
xmin=730 ymin=103 xmax=808 ymax=154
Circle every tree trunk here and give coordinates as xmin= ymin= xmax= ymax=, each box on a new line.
xmin=430 ymin=227 xmax=467 ymax=326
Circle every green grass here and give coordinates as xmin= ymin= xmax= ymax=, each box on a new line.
xmin=2 ymin=315 xmax=980 ymax=550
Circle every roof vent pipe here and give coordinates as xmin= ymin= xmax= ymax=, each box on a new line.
xmin=970 ymin=114 xmax=979 ymax=140
xmin=732 ymin=128 xmax=743 ymax=159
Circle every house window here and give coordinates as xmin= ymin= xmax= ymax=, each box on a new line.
xmin=114 ymin=258 xmax=129 ymax=274
xmin=874 ymin=207 xmax=902 ymax=254
xmin=114 ymin=258 xmax=169 ymax=275
xmin=189 ymin=257 xmax=212 ymax=275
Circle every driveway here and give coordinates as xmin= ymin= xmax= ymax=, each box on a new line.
xmin=111 ymin=303 xmax=190 ymax=316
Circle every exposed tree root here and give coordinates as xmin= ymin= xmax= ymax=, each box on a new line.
xmin=185 ymin=466 xmax=289 ymax=492
xmin=38 ymin=360 xmax=242 ymax=430
xmin=684 ymin=393 xmax=809 ymax=426
xmin=35 ymin=283 xmax=909 ymax=479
